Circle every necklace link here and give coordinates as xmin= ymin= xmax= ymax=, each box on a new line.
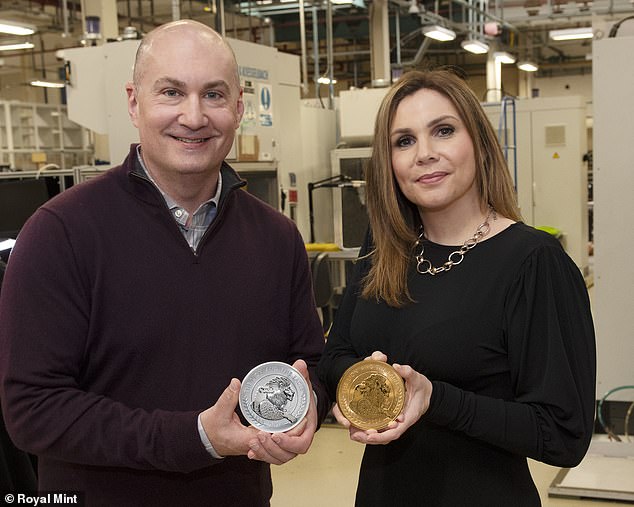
xmin=415 ymin=208 xmax=496 ymax=276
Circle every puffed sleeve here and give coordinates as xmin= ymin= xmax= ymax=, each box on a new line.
xmin=425 ymin=242 xmax=596 ymax=467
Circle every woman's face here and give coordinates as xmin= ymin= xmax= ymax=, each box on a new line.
xmin=390 ymin=88 xmax=479 ymax=214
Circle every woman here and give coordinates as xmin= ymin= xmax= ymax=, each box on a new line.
xmin=317 ymin=69 xmax=596 ymax=506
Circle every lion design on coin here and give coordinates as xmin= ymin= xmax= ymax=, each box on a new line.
xmin=350 ymin=374 xmax=391 ymax=417
xmin=252 ymin=376 xmax=298 ymax=423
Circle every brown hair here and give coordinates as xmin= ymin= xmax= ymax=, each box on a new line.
xmin=362 ymin=69 xmax=522 ymax=307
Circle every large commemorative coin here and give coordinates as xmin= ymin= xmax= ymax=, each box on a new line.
xmin=336 ymin=360 xmax=405 ymax=431
xmin=239 ymin=361 xmax=310 ymax=433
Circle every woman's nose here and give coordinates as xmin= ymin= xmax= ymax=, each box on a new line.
xmin=415 ymin=139 xmax=438 ymax=164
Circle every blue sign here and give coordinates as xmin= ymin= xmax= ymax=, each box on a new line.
xmin=260 ymin=87 xmax=271 ymax=111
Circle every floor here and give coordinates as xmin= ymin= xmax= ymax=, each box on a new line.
xmin=271 ymin=425 xmax=625 ymax=507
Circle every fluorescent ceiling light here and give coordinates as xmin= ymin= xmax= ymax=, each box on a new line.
xmin=549 ymin=27 xmax=593 ymax=40
xmin=30 ymin=80 xmax=65 ymax=89
xmin=422 ymin=25 xmax=456 ymax=42
xmin=517 ymin=60 xmax=539 ymax=72
xmin=461 ymin=39 xmax=489 ymax=54
xmin=494 ymin=51 xmax=516 ymax=64
xmin=0 ymin=42 xmax=34 ymax=51
xmin=0 ymin=20 xmax=36 ymax=36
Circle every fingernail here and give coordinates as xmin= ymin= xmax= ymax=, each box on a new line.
xmin=272 ymin=434 xmax=281 ymax=444
xmin=249 ymin=441 xmax=259 ymax=451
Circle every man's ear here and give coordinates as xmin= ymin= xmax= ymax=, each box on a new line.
xmin=126 ymin=82 xmax=139 ymax=127
xmin=235 ymin=88 xmax=245 ymax=130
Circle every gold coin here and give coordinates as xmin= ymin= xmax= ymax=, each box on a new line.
xmin=336 ymin=360 xmax=405 ymax=431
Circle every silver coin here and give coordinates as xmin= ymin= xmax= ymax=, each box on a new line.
xmin=239 ymin=361 xmax=310 ymax=433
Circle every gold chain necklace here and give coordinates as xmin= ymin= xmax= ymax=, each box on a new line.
xmin=414 ymin=207 xmax=496 ymax=276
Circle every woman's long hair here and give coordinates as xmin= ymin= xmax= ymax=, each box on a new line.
xmin=362 ymin=69 xmax=522 ymax=307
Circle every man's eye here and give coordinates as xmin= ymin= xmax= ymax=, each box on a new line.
xmin=164 ymin=89 xmax=179 ymax=97
xmin=205 ymin=91 xmax=220 ymax=99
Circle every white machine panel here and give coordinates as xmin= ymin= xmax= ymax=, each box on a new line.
xmin=592 ymin=35 xmax=634 ymax=399
xmin=338 ymin=87 xmax=387 ymax=145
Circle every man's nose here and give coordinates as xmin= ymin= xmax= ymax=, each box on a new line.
xmin=178 ymin=95 xmax=208 ymax=130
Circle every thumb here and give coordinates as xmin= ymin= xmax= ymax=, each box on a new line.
xmin=292 ymin=359 xmax=309 ymax=381
xmin=292 ymin=359 xmax=314 ymax=391
xmin=215 ymin=378 xmax=241 ymax=417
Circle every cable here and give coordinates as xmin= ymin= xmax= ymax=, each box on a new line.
xmin=625 ymin=401 xmax=634 ymax=442
xmin=597 ymin=385 xmax=634 ymax=442
xmin=608 ymin=15 xmax=634 ymax=38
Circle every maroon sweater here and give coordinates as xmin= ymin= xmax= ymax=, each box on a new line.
xmin=0 ymin=145 xmax=329 ymax=506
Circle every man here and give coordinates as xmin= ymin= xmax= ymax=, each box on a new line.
xmin=0 ymin=20 xmax=329 ymax=506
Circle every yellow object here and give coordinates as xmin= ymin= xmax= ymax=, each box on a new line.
xmin=536 ymin=226 xmax=562 ymax=238
xmin=305 ymin=243 xmax=341 ymax=252
xmin=31 ymin=152 xmax=47 ymax=163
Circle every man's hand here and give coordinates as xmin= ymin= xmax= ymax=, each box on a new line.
xmin=199 ymin=378 xmax=260 ymax=457
xmin=246 ymin=359 xmax=318 ymax=465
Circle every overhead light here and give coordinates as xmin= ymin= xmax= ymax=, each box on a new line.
xmin=494 ymin=51 xmax=516 ymax=64
xmin=517 ymin=60 xmax=539 ymax=72
xmin=30 ymin=80 xmax=65 ymax=89
xmin=317 ymin=76 xmax=337 ymax=85
xmin=408 ymin=0 xmax=420 ymax=14
xmin=0 ymin=42 xmax=35 ymax=51
xmin=0 ymin=20 xmax=36 ymax=36
xmin=461 ymin=38 xmax=489 ymax=54
xmin=549 ymin=27 xmax=593 ymax=40
xmin=422 ymin=25 xmax=456 ymax=42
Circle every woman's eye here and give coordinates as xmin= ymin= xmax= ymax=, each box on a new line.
xmin=437 ymin=126 xmax=455 ymax=137
xmin=396 ymin=136 xmax=414 ymax=147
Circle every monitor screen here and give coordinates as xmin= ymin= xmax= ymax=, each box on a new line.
xmin=0 ymin=178 xmax=55 ymax=239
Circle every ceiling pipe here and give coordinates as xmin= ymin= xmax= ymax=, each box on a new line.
xmin=219 ymin=0 xmax=226 ymax=37
xmin=312 ymin=6 xmax=319 ymax=99
xmin=172 ymin=0 xmax=180 ymax=21
xmin=61 ymin=0 xmax=69 ymax=37
xmin=298 ymin=0 xmax=309 ymax=96
xmin=326 ymin=0 xmax=334 ymax=109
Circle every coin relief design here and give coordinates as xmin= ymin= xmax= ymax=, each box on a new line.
xmin=336 ymin=360 xmax=405 ymax=431
xmin=239 ymin=361 xmax=310 ymax=433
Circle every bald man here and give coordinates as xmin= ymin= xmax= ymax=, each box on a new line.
xmin=0 ymin=20 xmax=330 ymax=506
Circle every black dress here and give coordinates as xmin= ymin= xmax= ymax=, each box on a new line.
xmin=318 ymin=223 xmax=596 ymax=507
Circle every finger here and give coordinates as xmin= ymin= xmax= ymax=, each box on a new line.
xmin=248 ymin=433 xmax=297 ymax=465
xmin=270 ymin=430 xmax=312 ymax=455
xmin=282 ymin=417 xmax=308 ymax=438
xmin=392 ymin=363 xmax=414 ymax=379
xmin=364 ymin=351 xmax=388 ymax=362
xmin=332 ymin=404 xmax=351 ymax=428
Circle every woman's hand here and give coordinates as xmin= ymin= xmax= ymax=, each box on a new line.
xmin=335 ymin=351 xmax=433 ymax=445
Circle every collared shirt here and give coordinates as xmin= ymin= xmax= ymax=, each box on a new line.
xmin=136 ymin=146 xmax=221 ymax=252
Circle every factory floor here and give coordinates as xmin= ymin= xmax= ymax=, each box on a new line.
xmin=270 ymin=425 xmax=622 ymax=507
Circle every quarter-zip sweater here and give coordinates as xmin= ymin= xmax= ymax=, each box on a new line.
xmin=0 ymin=144 xmax=329 ymax=506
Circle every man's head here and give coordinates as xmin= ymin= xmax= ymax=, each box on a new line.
xmin=126 ymin=20 xmax=243 ymax=181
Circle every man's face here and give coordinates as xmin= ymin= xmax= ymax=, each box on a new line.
xmin=126 ymin=29 xmax=244 ymax=180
